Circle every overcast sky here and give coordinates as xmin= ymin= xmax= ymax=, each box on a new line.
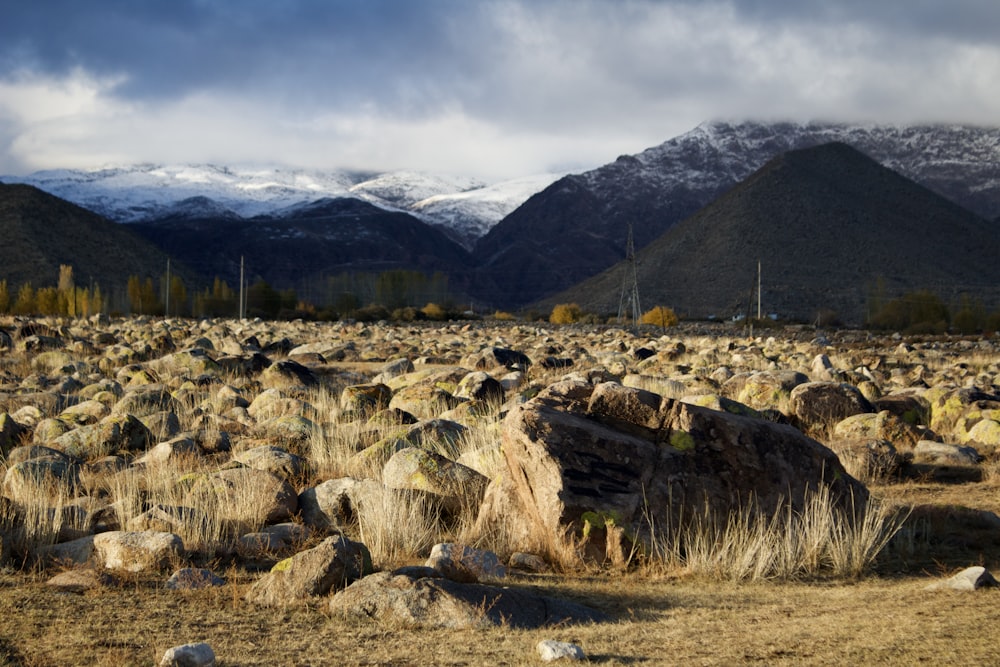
xmin=1 ymin=0 xmax=998 ymax=180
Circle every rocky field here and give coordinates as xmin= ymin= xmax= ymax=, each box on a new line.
xmin=0 ymin=316 xmax=999 ymax=666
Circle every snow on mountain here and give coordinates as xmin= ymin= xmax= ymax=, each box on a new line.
xmin=1 ymin=164 xmax=360 ymax=221
xmin=349 ymin=171 xmax=486 ymax=208
xmin=409 ymin=173 xmax=565 ymax=250
xmin=587 ymin=120 xmax=1000 ymax=218
xmin=0 ymin=164 xmax=558 ymax=243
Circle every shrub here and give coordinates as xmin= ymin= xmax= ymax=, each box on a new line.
xmin=492 ymin=310 xmax=516 ymax=321
xmin=641 ymin=305 xmax=679 ymax=329
xmin=421 ymin=302 xmax=447 ymax=321
xmin=869 ymin=290 xmax=949 ymax=333
xmin=550 ymin=303 xmax=583 ymax=325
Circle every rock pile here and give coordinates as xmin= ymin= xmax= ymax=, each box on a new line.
xmin=1 ymin=315 xmax=998 ymax=632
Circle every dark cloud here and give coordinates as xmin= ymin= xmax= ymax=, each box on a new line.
xmin=1 ymin=1 xmax=998 ymax=177
xmin=0 ymin=0 xmax=488 ymax=110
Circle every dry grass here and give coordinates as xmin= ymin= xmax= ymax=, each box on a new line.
xmin=637 ymin=486 xmax=905 ymax=582
xmin=0 ymin=571 xmax=997 ymax=666
xmin=4 ymin=319 xmax=1000 ymax=664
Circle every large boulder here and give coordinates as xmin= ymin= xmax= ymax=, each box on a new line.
xmin=788 ymin=381 xmax=875 ymax=435
xmin=382 ymin=447 xmax=489 ymax=512
xmin=0 ymin=413 xmax=26 ymax=456
xmin=94 ymin=531 xmax=184 ymax=572
xmin=259 ymin=360 xmax=317 ymax=391
xmin=245 ymin=535 xmax=372 ymax=607
xmin=186 ymin=468 xmax=298 ymax=528
xmin=483 ymin=381 xmax=866 ymax=563
xmin=329 ymin=568 xmax=607 ymax=629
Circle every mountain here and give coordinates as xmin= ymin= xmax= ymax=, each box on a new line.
xmin=0 ymin=164 xmax=561 ymax=249
xmin=471 ymin=121 xmax=1000 ymax=308
xmin=541 ymin=142 xmax=1000 ymax=324
xmin=131 ymin=197 xmax=476 ymax=304
xmin=0 ymin=183 xmax=194 ymax=293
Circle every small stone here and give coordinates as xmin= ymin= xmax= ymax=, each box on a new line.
xmin=537 ymin=640 xmax=586 ymax=661
xmin=508 ymin=552 xmax=551 ymax=573
xmin=159 ymin=642 xmax=216 ymax=667
xmin=426 ymin=543 xmax=506 ymax=583
xmin=167 ymin=568 xmax=225 ymax=590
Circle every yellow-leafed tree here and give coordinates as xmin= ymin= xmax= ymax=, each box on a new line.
xmin=641 ymin=305 xmax=679 ymax=329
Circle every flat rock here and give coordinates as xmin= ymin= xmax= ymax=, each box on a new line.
xmin=329 ymin=569 xmax=608 ymax=629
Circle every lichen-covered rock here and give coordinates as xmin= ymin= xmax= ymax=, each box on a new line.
xmin=382 ymin=447 xmax=488 ymax=509
xmin=789 ymin=381 xmax=875 ymax=435
xmin=54 ymin=413 xmax=152 ymax=459
xmin=340 ymin=383 xmax=393 ymax=415
xmin=454 ymin=372 xmax=505 ymax=404
xmin=245 ymin=535 xmax=373 ymax=607
xmin=832 ymin=410 xmax=926 ymax=452
xmin=486 ymin=380 xmax=866 ymax=563
xmin=721 ymin=370 xmax=809 ymax=412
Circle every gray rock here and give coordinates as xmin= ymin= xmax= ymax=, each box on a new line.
xmin=245 ymin=535 xmax=373 ymax=607
xmin=94 ymin=531 xmax=184 ymax=572
xmin=232 ymin=445 xmax=304 ymax=480
xmin=913 ymin=440 xmax=982 ymax=465
xmin=537 ymin=640 xmax=586 ymax=662
xmin=382 ymin=447 xmax=488 ymax=510
xmin=789 ymin=381 xmax=875 ymax=434
xmin=425 ymin=543 xmax=506 ymax=583
xmin=925 ymin=566 xmax=999 ymax=591
xmin=159 ymin=642 xmax=216 ymax=667
xmin=167 ymin=568 xmax=225 ymax=590
xmin=329 ymin=569 xmax=608 ymax=629
xmin=480 ymin=380 xmax=866 ymax=564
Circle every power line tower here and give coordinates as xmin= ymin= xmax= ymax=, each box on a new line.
xmin=617 ymin=223 xmax=642 ymax=326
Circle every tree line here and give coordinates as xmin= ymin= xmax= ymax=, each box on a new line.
xmin=0 ymin=266 xmax=457 ymax=321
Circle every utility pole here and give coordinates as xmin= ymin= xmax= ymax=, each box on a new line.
xmin=757 ymin=259 xmax=762 ymax=321
xmin=165 ymin=258 xmax=170 ymax=318
xmin=239 ymin=255 xmax=245 ymax=320
xmin=617 ymin=223 xmax=642 ymax=327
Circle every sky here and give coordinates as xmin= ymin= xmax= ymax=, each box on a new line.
xmin=1 ymin=0 xmax=999 ymax=181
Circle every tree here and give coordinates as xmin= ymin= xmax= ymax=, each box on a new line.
xmin=167 ymin=275 xmax=187 ymax=317
xmin=641 ymin=305 xmax=679 ymax=330
xmin=13 ymin=283 xmax=35 ymax=315
xmin=247 ymin=280 xmax=282 ymax=318
xmin=58 ymin=264 xmax=76 ymax=316
xmin=0 ymin=280 xmax=8 ymax=314
xmin=35 ymin=287 xmax=60 ymax=315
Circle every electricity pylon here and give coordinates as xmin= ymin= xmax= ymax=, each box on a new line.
xmin=617 ymin=223 xmax=641 ymax=326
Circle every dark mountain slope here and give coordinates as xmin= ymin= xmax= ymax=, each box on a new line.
xmin=0 ymin=183 xmax=191 ymax=290
xmin=472 ymin=122 xmax=1000 ymax=309
xmin=132 ymin=197 xmax=476 ymax=300
xmin=542 ymin=142 xmax=1000 ymax=324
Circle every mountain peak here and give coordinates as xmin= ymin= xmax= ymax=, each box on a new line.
xmin=545 ymin=140 xmax=1000 ymax=323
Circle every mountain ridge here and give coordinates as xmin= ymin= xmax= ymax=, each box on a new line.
xmin=0 ymin=164 xmax=564 ymax=251
xmin=470 ymin=121 xmax=1000 ymax=308
xmin=541 ymin=141 xmax=1000 ymax=324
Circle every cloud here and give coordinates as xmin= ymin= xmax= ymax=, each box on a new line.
xmin=2 ymin=1 xmax=999 ymax=178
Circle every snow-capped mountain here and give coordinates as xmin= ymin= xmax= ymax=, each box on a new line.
xmin=471 ymin=120 xmax=1000 ymax=308
xmin=0 ymin=164 xmax=561 ymax=247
